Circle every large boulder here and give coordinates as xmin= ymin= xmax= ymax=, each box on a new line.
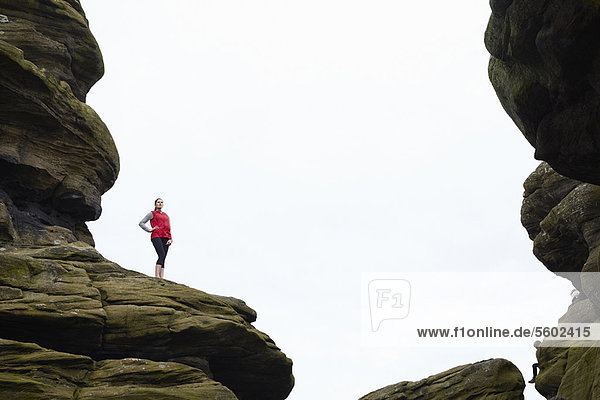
xmin=358 ymin=359 xmax=524 ymax=400
xmin=521 ymin=162 xmax=600 ymax=301
xmin=485 ymin=0 xmax=600 ymax=184
xmin=0 ymin=243 xmax=294 ymax=400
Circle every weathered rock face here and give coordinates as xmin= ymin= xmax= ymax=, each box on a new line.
xmin=0 ymin=0 xmax=119 ymax=245
xmin=0 ymin=0 xmax=104 ymax=101
xmin=358 ymin=359 xmax=524 ymax=400
xmin=533 ymin=304 xmax=600 ymax=400
xmin=521 ymin=162 xmax=600 ymax=297
xmin=0 ymin=338 xmax=239 ymax=400
xmin=485 ymin=0 xmax=600 ymax=184
xmin=0 ymin=1 xmax=294 ymax=399
xmin=486 ymin=2 xmax=600 ymax=399
xmin=0 ymin=243 xmax=294 ymax=399
xmin=520 ymin=161 xmax=600 ymax=399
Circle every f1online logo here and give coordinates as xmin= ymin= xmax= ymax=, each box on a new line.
xmin=368 ymin=279 xmax=411 ymax=331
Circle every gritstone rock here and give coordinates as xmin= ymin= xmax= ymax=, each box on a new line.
xmin=0 ymin=243 xmax=294 ymax=400
xmin=0 ymin=0 xmax=119 ymax=244
xmin=358 ymin=358 xmax=525 ymax=400
xmin=0 ymin=1 xmax=294 ymax=399
xmin=521 ymin=162 xmax=600 ymax=399
xmin=485 ymin=0 xmax=600 ymax=184
xmin=486 ymin=1 xmax=600 ymax=399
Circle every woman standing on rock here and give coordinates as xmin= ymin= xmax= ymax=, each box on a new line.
xmin=139 ymin=198 xmax=172 ymax=279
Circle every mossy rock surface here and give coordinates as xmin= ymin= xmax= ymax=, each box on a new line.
xmin=358 ymin=358 xmax=524 ymax=400
xmin=0 ymin=243 xmax=294 ymax=400
xmin=0 ymin=339 xmax=239 ymax=400
xmin=520 ymin=162 xmax=600 ymax=398
xmin=485 ymin=0 xmax=600 ymax=184
xmin=0 ymin=0 xmax=118 ymax=243
xmin=0 ymin=1 xmax=293 ymax=399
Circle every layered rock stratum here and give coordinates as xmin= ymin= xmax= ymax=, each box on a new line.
xmin=0 ymin=1 xmax=293 ymax=399
xmin=358 ymin=359 xmax=525 ymax=400
xmin=0 ymin=0 xmax=117 ymax=245
xmin=0 ymin=244 xmax=293 ymax=400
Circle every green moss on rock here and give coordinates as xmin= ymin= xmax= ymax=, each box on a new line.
xmin=0 ymin=244 xmax=294 ymax=400
xmin=359 ymin=359 xmax=524 ymax=400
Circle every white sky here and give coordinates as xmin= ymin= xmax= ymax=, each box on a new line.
xmin=83 ymin=1 xmax=570 ymax=398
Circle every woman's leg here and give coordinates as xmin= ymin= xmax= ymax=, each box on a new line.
xmin=152 ymin=237 xmax=167 ymax=278
xmin=160 ymin=238 xmax=169 ymax=278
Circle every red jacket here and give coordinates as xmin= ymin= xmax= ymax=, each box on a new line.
xmin=150 ymin=211 xmax=171 ymax=239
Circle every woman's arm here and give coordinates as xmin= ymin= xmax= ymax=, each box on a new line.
xmin=138 ymin=212 xmax=154 ymax=232
xmin=166 ymin=215 xmax=173 ymax=245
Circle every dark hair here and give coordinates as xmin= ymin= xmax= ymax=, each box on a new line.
xmin=154 ymin=198 xmax=163 ymax=211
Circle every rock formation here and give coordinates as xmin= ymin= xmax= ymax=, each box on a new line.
xmin=485 ymin=0 xmax=600 ymax=185
xmin=0 ymin=338 xmax=239 ymax=400
xmin=364 ymin=1 xmax=600 ymax=398
xmin=0 ymin=1 xmax=294 ymax=399
xmin=0 ymin=244 xmax=293 ymax=399
xmin=0 ymin=0 xmax=118 ymax=246
xmin=486 ymin=0 xmax=600 ymax=398
xmin=520 ymin=161 xmax=600 ymax=399
xmin=358 ymin=359 xmax=525 ymax=400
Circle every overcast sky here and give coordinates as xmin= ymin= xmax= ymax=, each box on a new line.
xmin=83 ymin=1 xmax=570 ymax=398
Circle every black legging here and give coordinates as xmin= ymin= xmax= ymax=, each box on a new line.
xmin=151 ymin=237 xmax=170 ymax=268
